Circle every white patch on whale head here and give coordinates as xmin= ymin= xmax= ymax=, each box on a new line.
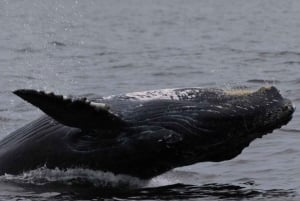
xmin=45 ymin=91 xmax=53 ymax=95
xmin=103 ymin=88 xmax=206 ymax=101
xmin=223 ymin=89 xmax=254 ymax=96
xmin=90 ymin=102 xmax=110 ymax=110
xmin=124 ymin=88 xmax=180 ymax=100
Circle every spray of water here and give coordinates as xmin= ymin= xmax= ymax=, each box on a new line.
xmin=0 ymin=167 xmax=148 ymax=189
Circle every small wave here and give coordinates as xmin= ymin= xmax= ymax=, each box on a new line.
xmin=115 ymin=183 xmax=296 ymax=200
xmin=243 ymin=58 xmax=266 ymax=62
xmin=152 ymin=72 xmax=178 ymax=77
xmin=263 ymin=69 xmax=287 ymax=73
xmin=111 ymin=64 xmax=135 ymax=69
xmin=0 ymin=169 xmax=295 ymax=200
xmin=0 ymin=116 xmax=11 ymax=123
xmin=0 ymin=167 xmax=148 ymax=189
xmin=269 ymin=148 xmax=300 ymax=156
xmin=48 ymin=41 xmax=67 ymax=47
xmin=294 ymin=98 xmax=300 ymax=102
xmin=281 ymin=61 xmax=300 ymax=65
xmin=289 ymin=78 xmax=300 ymax=84
xmin=95 ymin=51 xmax=116 ymax=56
xmin=9 ymin=75 xmax=36 ymax=80
xmin=246 ymin=79 xmax=280 ymax=84
xmin=259 ymin=51 xmax=300 ymax=57
xmin=280 ymin=128 xmax=300 ymax=133
xmin=14 ymin=47 xmax=40 ymax=54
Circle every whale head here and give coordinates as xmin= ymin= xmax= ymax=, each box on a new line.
xmin=218 ymin=86 xmax=294 ymax=134
xmin=171 ymin=86 xmax=295 ymax=164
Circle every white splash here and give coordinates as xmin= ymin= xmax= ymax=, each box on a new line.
xmin=0 ymin=167 xmax=148 ymax=189
xmin=147 ymin=175 xmax=175 ymax=187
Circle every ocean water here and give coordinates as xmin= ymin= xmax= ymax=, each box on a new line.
xmin=0 ymin=0 xmax=299 ymax=200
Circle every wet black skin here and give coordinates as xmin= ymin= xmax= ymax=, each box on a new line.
xmin=0 ymin=86 xmax=295 ymax=179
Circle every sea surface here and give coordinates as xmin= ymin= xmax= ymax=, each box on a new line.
xmin=0 ymin=0 xmax=300 ymax=200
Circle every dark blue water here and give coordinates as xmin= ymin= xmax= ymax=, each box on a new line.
xmin=0 ymin=0 xmax=299 ymax=200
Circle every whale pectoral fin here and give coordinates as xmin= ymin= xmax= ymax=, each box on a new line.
xmin=13 ymin=89 xmax=124 ymax=129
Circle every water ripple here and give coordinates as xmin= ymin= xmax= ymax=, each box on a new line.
xmin=281 ymin=61 xmax=300 ymax=65
xmin=280 ymin=128 xmax=300 ymax=133
xmin=70 ymin=183 xmax=296 ymax=200
xmin=48 ymin=41 xmax=67 ymax=47
xmin=247 ymin=79 xmax=280 ymax=84
xmin=258 ymin=51 xmax=300 ymax=57
xmin=14 ymin=47 xmax=41 ymax=54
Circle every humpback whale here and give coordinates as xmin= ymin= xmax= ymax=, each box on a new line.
xmin=0 ymin=86 xmax=294 ymax=179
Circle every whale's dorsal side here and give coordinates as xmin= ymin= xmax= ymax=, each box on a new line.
xmin=13 ymin=89 xmax=124 ymax=129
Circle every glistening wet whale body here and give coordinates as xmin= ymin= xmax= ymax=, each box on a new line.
xmin=0 ymin=86 xmax=294 ymax=179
